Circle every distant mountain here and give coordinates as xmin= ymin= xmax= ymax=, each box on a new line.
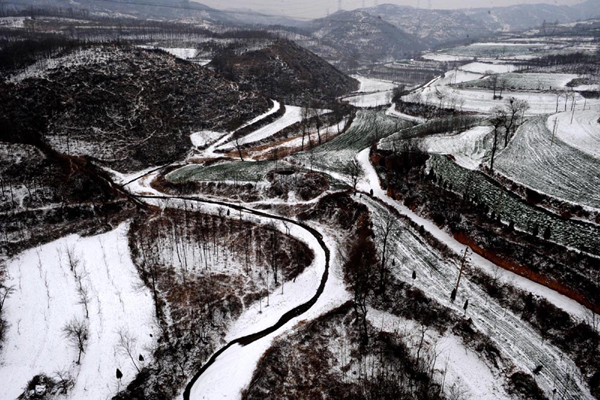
xmin=3 ymin=0 xmax=237 ymax=24
xmin=209 ymin=39 xmax=359 ymax=105
xmin=224 ymin=8 xmax=304 ymax=27
xmin=304 ymin=10 xmax=425 ymax=66
xmin=363 ymin=0 xmax=600 ymax=45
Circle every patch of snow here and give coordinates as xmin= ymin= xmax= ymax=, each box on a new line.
xmin=420 ymin=126 xmax=493 ymax=170
xmin=460 ymin=62 xmax=521 ymax=74
xmin=351 ymin=75 xmax=396 ymax=93
xmin=190 ymin=131 xmax=226 ymax=148
xmin=547 ymin=110 xmax=600 ymax=159
xmin=0 ymin=223 xmax=156 ymax=400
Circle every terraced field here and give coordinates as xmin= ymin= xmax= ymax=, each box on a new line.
xmin=167 ymin=160 xmax=293 ymax=183
xmin=459 ymin=73 xmax=578 ymax=91
xmin=429 ymin=155 xmax=600 ymax=255
xmin=289 ymin=110 xmax=412 ymax=174
xmin=495 ymin=116 xmax=600 ymax=210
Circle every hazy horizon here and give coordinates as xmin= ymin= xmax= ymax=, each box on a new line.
xmin=195 ymin=0 xmax=584 ymax=19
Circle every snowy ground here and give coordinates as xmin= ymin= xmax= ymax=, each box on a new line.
xmin=433 ymin=69 xmax=484 ymax=86
xmin=361 ymin=195 xmax=591 ymax=399
xmin=355 ymin=149 xmax=596 ymax=399
xmin=0 ymin=223 xmax=156 ymax=400
xmin=0 ymin=17 xmax=28 ymax=28
xmin=200 ymin=100 xmax=280 ymax=158
xmin=351 ymin=75 xmax=396 ymax=93
xmin=460 ymin=73 xmax=579 ymax=91
xmin=459 ymin=62 xmax=522 ymax=74
xmin=547 ymin=110 xmax=600 ymax=160
xmin=190 ymin=130 xmax=225 ymax=148
xmin=344 ymin=90 xmax=393 ymax=108
xmin=386 ymin=104 xmax=426 ymax=123
xmin=418 ymin=126 xmax=492 ymax=170
xmin=7 ymin=48 xmax=114 ymax=83
xmin=495 ymin=116 xmax=600 ymax=210
xmin=366 ymin=308 xmax=511 ymax=400
xmin=218 ymin=104 xmax=303 ymax=150
xmin=186 ymin=226 xmax=348 ymax=400
xmin=407 ymin=84 xmax=600 ymax=115
xmin=160 ymin=48 xmax=198 ymax=60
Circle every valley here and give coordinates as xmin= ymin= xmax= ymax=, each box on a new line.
xmin=1 ymin=3 xmax=599 ymax=400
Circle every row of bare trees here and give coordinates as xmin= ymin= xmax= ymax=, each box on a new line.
xmin=488 ymin=97 xmax=531 ymax=171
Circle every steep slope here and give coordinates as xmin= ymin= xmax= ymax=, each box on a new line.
xmin=209 ymin=39 xmax=359 ymax=105
xmin=2 ymin=45 xmax=270 ymax=172
xmin=305 ymin=10 xmax=425 ymax=65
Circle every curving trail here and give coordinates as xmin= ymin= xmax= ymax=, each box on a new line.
xmin=131 ymin=195 xmax=332 ymax=400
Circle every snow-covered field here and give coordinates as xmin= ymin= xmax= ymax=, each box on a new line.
xmin=461 ymin=73 xmax=578 ymax=91
xmin=359 ymin=189 xmax=591 ymax=400
xmin=386 ymin=104 xmax=426 ymax=123
xmin=190 ymin=130 xmax=225 ymax=148
xmin=356 ymin=148 xmax=594 ymax=322
xmin=344 ymin=90 xmax=393 ymax=108
xmin=366 ymin=308 xmax=511 ymax=400
xmin=351 ymin=75 xmax=396 ymax=93
xmin=0 ymin=223 xmax=156 ymax=400
xmin=434 ymin=69 xmax=484 ymax=86
xmin=459 ymin=62 xmax=521 ymax=74
xmin=419 ymin=126 xmax=492 ymax=170
xmin=495 ymin=116 xmax=600 ymax=210
xmin=547 ymin=110 xmax=600 ymax=159
xmin=408 ymin=84 xmax=600 ymax=115
xmin=161 ymin=48 xmax=198 ymax=60
xmin=218 ymin=104 xmax=303 ymax=150
xmin=0 ymin=17 xmax=28 ymax=28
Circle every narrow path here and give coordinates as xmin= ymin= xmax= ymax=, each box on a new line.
xmin=355 ymin=147 xmax=595 ymax=321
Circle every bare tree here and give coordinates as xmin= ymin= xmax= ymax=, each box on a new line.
xmin=63 ymin=317 xmax=89 ymax=365
xmin=503 ymin=97 xmax=530 ymax=147
xmin=344 ymin=159 xmax=362 ymax=192
xmin=233 ymin=137 xmax=244 ymax=162
xmin=488 ymin=107 xmax=507 ymax=172
xmin=486 ymin=72 xmax=499 ymax=99
xmin=116 ymin=328 xmax=141 ymax=373
xmin=374 ymin=211 xmax=398 ymax=294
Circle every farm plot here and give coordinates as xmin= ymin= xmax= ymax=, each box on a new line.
xmin=407 ymin=85 xmax=599 ymax=115
xmin=289 ymin=110 xmax=412 ymax=174
xmin=418 ymin=126 xmax=493 ymax=170
xmin=495 ymin=116 xmax=600 ymax=210
xmin=459 ymin=62 xmax=522 ymax=74
xmin=547 ymin=110 xmax=600 ymax=159
xmin=351 ymin=75 xmax=396 ymax=93
xmin=459 ymin=73 xmax=578 ymax=91
xmin=217 ymin=104 xmax=306 ymax=150
xmin=429 ymin=155 xmax=600 ymax=255
xmin=439 ymin=42 xmax=562 ymax=60
xmin=167 ymin=160 xmax=293 ymax=183
xmin=0 ymin=223 xmax=156 ymax=400
xmin=343 ymin=90 xmax=394 ymax=108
